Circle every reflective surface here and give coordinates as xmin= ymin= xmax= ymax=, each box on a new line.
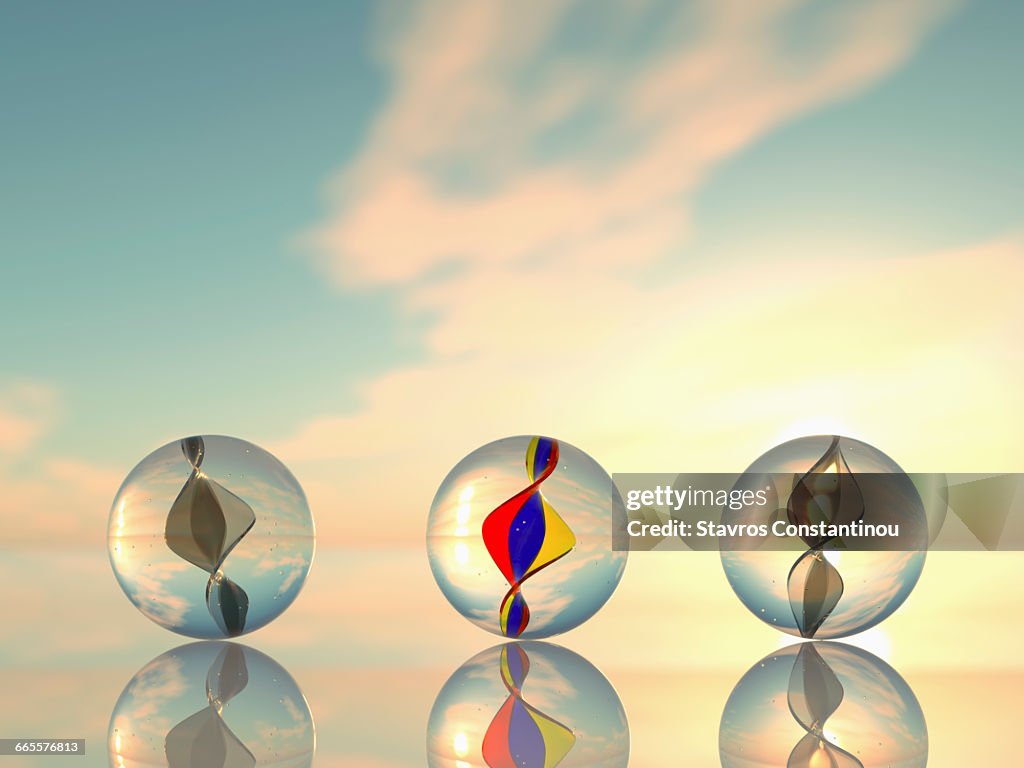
xmin=427 ymin=641 xmax=629 ymax=767
xmin=720 ymin=641 xmax=927 ymax=768
xmin=427 ymin=436 xmax=627 ymax=638
xmin=108 ymin=642 xmax=315 ymax=767
xmin=0 ymin=550 xmax=1020 ymax=766
xmin=108 ymin=436 xmax=315 ymax=638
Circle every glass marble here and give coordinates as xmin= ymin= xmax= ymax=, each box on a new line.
xmin=108 ymin=435 xmax=315 ymax=638
xmin=109 ymin=641 xmax=315 ymax=767
xmin=721 ymin=435 xmax=927 ymax=639
xmin=427 ymin=641 xmax=629 ymax=768
xmin=720 ymin=641 xmax=927 ymax=768
xmin=427 ymin=435 xmax=627 ymax=639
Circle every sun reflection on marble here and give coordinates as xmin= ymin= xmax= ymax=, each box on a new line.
xmin=720 ymin=641 xmax=926 ymax=768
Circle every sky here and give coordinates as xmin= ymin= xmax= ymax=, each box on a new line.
xmin=2 ymin=0 xmax=1024 ymax=552
xmin=2 ymin=0 xmax=1024 ymax=554
xmin=1 ymin=0 xmax=1023 ymax=604
xmin=3 ymin=0 xmax=1023 ymax=650
xmin=1 ymin=4 xmax=1023 ymax=764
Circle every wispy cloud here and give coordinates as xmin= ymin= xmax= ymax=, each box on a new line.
xmin=0 ymin=379 xmax=58 ymax=453
xmin=0 ymin=380 xmax=122 ymax=547
xmin=309 ymin=0 xmax=958 ymax=287
xmin=268 ymin=0 xmax=1022 ymax=549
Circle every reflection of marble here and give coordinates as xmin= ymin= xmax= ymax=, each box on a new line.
xmin=427 ymin=641 xmax=628 ymax=767
xmin=108 ymin=642 xmax=315 ymax=768
xmin=720 ymin=642 xmax=927 ymax=768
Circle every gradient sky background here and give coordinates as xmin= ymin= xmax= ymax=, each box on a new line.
xmin=1 ymin=1 xmax=1022 ymax=764
xmin=3 ymin=0 xmax=1023 ymax=546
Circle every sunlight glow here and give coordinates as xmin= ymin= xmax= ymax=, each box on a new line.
xmin=453 ymin=731 xmax=469 ymax=757
xmin=111 ymin=499 xmax=126 ymax=558
xmin=843 ymin=626 xmax=892 ymax=662
xmin=455 ymin=486 xmax=473 ymax=537
xmin=113 ymin=732 xmax=125 ymax=768
xmin=772 ymin=419 xmax=852 ymax=445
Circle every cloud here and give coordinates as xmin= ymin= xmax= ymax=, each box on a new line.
xmin=0 ymin=380 xmax=124 ymax=548
xmin=266 ymin=0 xmax=995 ymax=548
xmin=0 ymin=379 xmax=58 ymax=453
xmin=277 ymin=231 xmax=1024 ymax=544
xmin=308 ymin=0 xmax=958 ymax=287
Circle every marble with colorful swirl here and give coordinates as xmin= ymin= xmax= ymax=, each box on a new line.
xmin=428 ymin=435 xmax=627 ymax=639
